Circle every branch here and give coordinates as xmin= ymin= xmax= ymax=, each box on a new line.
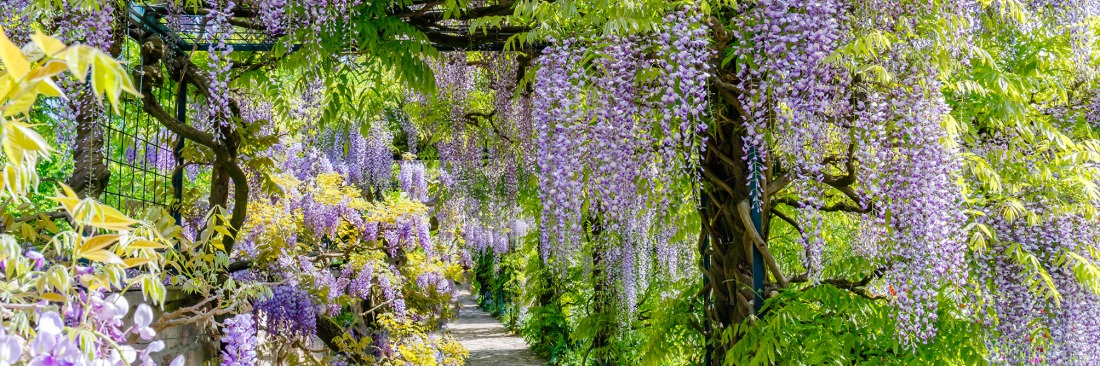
xmin=139 ymin=87 xmax=219 ymax=149
xmin=773 ymin=195 xmax=870 ymax=214
xmin=736 ymin=200 xmax=789 ymax=288
xmin=221 ymin=161 xmax=251 ymax=255
xmin=702 ymin=165 xmax=739 ymax=199
xmin=821 ymin=134 xmax=858 ymax=187
xmin=767 ymin=174 xmax=790 ymax=196
xmin=713 ymin=77 xmax=752 ymax=126
xmin=769 ymin=207 xmax=804 ymax=238
xmin=464 ymin=110 xmax=513 ymax=143
xmin=789 ymin=266 xmax=890 ymax=300
xmin=153 ymin=296 xmax=234 ymax=331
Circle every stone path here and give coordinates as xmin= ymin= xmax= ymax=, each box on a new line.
xmin=448 ymin=288 xmax=545 ymax=366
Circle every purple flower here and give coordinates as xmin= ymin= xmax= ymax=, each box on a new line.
xmin=254 ymin=284 xmax=316 ymax=339
xmin=0 ymin=327 xmax=24 ymax=365
xmin=220 ymin=314 xmax=257 ymax=366
xmin=28 ymin=312 xmax=82 ymax=365
xmin=24 ymin=250 xmax=43 ymax=270
xmin=133 ymin=304 xmax=156 ymax=340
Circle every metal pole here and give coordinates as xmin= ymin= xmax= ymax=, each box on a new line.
xmin=748 ymin=147 xmax=765 ymax=314
xmin=700 ymin=186 xmax=713 ymax=365
xmin=171 ymin=83 xmax=186 ymax=226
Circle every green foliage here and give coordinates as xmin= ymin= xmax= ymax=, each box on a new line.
xmin=724 ymin=286 xmax=987 ymax=365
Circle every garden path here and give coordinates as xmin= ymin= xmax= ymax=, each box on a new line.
xmin=448 ymin=288 xmax=545 ymax=366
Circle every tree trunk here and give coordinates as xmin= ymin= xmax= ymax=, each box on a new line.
xmin=701 ymin=24 xmax=780 ymax=360
xmin=66 ymin=94 xmax=110 ymax=198
xmin=699 ymin=118 xmax=757 ymax=364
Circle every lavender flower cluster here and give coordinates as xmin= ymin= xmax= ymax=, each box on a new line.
xmin=730 ymin=0 xmax=976 ymax=346
xmin=399 ymin=160 xmax=429 ymax=202
xmin=0 ymin=292 xmax=180 ymax=366
xmin=204 ymin=0 xmax=236 ymax=139
xmin=528 ymin=13 xmax=710 ymax=312
xmin=254 ymin=284 xmax=318 ymax=340
xmin=220 ymin=314 xmax=257 ymax=366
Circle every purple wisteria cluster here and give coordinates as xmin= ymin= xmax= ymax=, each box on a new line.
xmin=254 ymin=0 xmax=288 ymax=37
xmin=533 ymin=37 xmax=588 ymax=263
xmin=299 ymin=193 xmax=361 ymax=239
xmin=322 ymin=126 xmax=372 ymax=186
xmin=347 ymin=262 xmax=375 ymax=299
xmin=380 ymin=214 xmax=432 ymax=257
xmin=462 ymin=220 xmax=512 ymax=255
xmin=435 ymin=53 xmax=471 ymax=123
xmin=364 ymin=122 xmax=395 ymax=192
xmin=0 ymin=0 xmax=31 ymax=45
xmin=379 ymin=274 xmax=407 ymax=319
xmin=732 ymin=0 xmax=849 ymax=223
xmin=254 ymin=284 xmax=318 ymax=340
xmin=205 ymin=0 xmax=236 ymax=139
xmin=220 ymin=314 xmax=258 ymax=366
xmin=654 ymin=10 xmax=712 ymax=167
xmin=730 ymin=0 xmax=975 ymax=346
xmin=399 ymin=160 xmax=428 ymax=202
xmin=870 ymin=72 xmax=967 ymax=346
xmin=0 ymin=295 xmax=179 ymax=366
xmin=49 ymin=1 xmax=116 ymax=155
xmin=528 ymin=13 xmax=710 ymax=312
xmin=416 ymin=270 xmax=456 ymax=299
xmin=976 ymin=213 xmax=1100 ymax=365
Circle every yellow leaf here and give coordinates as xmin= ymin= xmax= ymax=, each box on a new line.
xmin=2 ymin=90 xmax=37 ymax=117
xmin=58 ymin=182 xmax=78 ymax=199
xmin=31 ymin=31 xmax=66 ymax=57
xmin=90 ymin=203 xmax=138 ymax=231
xmin=80 ymin=249 xmax=123 ymax=264
xmin=25 ymin=59 xmax=67 ymax=82
xmin=214 ymin=226 xmax=232 ymax=237
xmin=78 ymin=234 xmax=119 ymax=254
xmin=40 ymin=292 xmax=67 ymax=303
xmin=8 ymin=122 xmax=52 ymax=155
xmin=2 ymin=164 xmax=19 ymax=197
xmin=127 ymin=239 xmax=167 ymax=250
xmin=35 ymin=77 xmax=62 ymax=97
xmin=123 ymin=258 xmax=152 ymax=268
xmin=91 ymin=52 xmax=126 ymax=111
xmin=63 ymin=46 xmax=91 ymax=83
xmin=0 ymin=27 xmax=30 ymax=80
xmin=0 ymin=74 xmax=14 ymax=101
xmin=49 ymin=196 xmax=81 ymax=214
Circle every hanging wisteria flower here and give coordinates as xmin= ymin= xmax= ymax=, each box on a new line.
xmin=399 ymin=160 xmax=428 ymax=202
xmin=220 ymin=314 xmax=258 ymax=366
xmin=0 ymin=328 xmax=24 ymax=366
xmin=254 ymin=284 xmax=317 ymax=339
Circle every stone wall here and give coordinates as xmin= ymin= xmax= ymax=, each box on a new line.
xmin=122 ymin=289 xmax=220 ymax=366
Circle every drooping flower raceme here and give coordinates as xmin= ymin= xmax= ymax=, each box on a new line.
xmin=220 ymin=314 xmax=258 ymax=366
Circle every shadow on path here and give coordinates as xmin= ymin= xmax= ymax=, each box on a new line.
xmin=447 ymin=288 xmax=546 ymax=366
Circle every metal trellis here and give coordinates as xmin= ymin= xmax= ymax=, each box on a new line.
xmin=98 ymin=36 xmax=179 ymax=216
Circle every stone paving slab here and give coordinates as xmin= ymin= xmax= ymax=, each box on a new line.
xmin=448 ymin=289 xmax=546 ymax=366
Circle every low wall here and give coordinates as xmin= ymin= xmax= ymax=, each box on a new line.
xmin=122 ymin=289 xmax=220 ymax=366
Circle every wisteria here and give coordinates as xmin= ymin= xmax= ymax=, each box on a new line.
xmin=528 ymin=14 xmax=710 ymax=314
xmin=255 ymin=0 xmax=288 ymax=37
xmin=364 ymin=122 xmax=395 ymax=192
xmin=220 ymin=314 xmax=258 ymax=366
xmin=15 ymin=0 xmax=1100 ymax=364
xmin=254 ymin=284 xmax=318 ymax=340
xmin=975 ymin=213 xmax=1100 ymax=365
xmin=399 ymin=160 xmax=428 ymax=202
xmin=205 ymin=0 xmax=235 ymax=138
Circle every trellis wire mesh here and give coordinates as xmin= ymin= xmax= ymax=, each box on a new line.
xmin=99 ymin=36 xmax=178 ymax=215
